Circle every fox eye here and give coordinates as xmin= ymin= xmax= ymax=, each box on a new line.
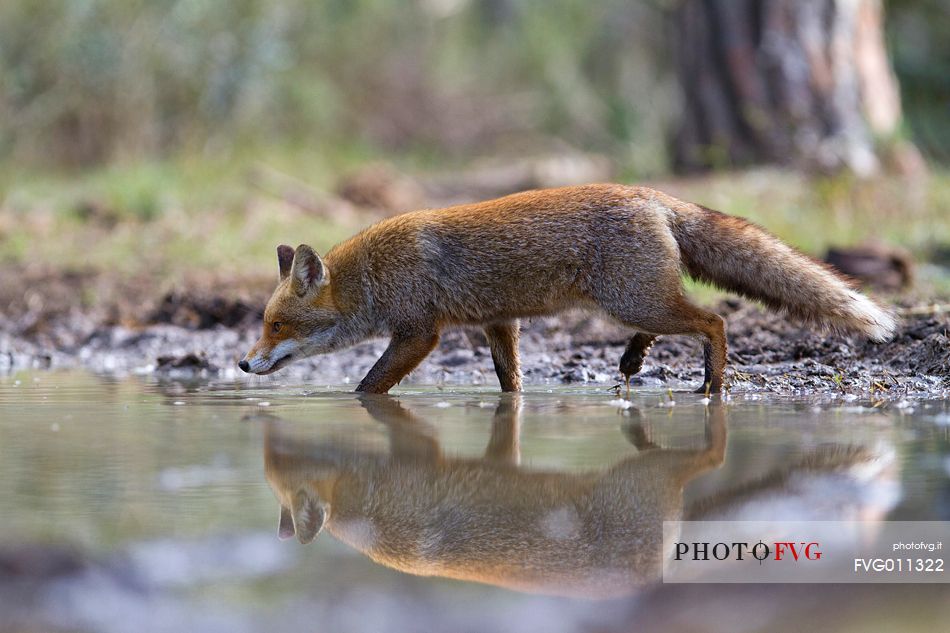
xmin=272 ymin=321 xmax=282 ymax=333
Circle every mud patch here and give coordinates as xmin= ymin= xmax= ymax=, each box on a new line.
xmin=148 ymin=291 xmax=260 ymax=330
xmin=0 ymin=268 xmax=947 ymax=398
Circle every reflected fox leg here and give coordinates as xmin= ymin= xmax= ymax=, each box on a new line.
xmin=618 ymin=333 xmax=656 ymax=384
xmin=358 ymin=394 xmax=441 ymax=460
xmin=484 ymin=394 xmax=522 ymax=465
xmin=662 ymin=404 xmax=728 ymax=491
xmin=484 ymin=320 xmax=522 ymax=392
xmin=356 ymin=331 xmax=440 ymax=394
xmin=620 ymin=407 xmax=660 ymax=451
xmin=704 ymin=404 xmax=727 ymax=466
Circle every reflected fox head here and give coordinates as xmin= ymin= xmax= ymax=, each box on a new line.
xmin=276 ymin=489 xmax=329 ymax=545
xmin=240 ymin=244 xmax=347 ymax=375
xmin=264 ymin=426 xmax=340 ymax=544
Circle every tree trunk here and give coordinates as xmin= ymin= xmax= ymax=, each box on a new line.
xmin=672 ymin=0 xmax=903 ymax=176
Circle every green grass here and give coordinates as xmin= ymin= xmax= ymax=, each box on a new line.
xmin=0 ymin=146 xmax=366 ymax=280
xmin=654 ymin=169 xmax=950 ymax=300
xmin=2 ymin=150 xmax=948 ymax=299
xmin=653 ymin=170 xmax=950 ymax=255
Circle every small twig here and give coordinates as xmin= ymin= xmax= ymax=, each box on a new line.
xmin=896 ymin=304 xmax=950 ymax=317
xmin=247 ymin=164 xmax=356 ymax=220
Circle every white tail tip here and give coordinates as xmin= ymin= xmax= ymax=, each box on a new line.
xmin=847 ymin=292 xmax=897 ymax=342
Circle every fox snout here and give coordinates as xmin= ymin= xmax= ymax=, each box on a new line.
xmin=238 ymin=336 xmax=300 ymax=376
xmin=240 ymin=339 xmax=298 ymax=375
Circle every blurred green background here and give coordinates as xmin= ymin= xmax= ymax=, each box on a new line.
xmin=2 ymin=0 xmax=948 ymax=168
xmin=0 ymin=0 xmax=947 ymax=292
xmin=0 ymin=0 xmax=673 ymax=170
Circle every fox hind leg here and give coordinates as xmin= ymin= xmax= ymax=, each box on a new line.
xmin=673 ymin=304 xmax=727 ymax=394
xmin=676 ymin=304 xmax=726 ymax=394
xmin=604 ymin=298 xmax=727 ymax=394
xmin=699 ymin=340 xmax=716 ymax=394
xmin=662 ymin=303 xmax=726 ymax=394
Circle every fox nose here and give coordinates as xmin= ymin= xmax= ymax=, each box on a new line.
xmin=238 ymin=360 xmax=250 ymax=373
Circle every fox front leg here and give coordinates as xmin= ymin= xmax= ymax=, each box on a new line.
xmin=356 ymin=331 xmax=440 ymax=394
xmin=484 ymin=320 xmax=522 ymax=392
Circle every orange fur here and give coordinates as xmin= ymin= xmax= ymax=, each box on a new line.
xmin=263 ymin=397 xmax=726 ymax=597
xmin=240 ymin=184 xmax=896 ymax=392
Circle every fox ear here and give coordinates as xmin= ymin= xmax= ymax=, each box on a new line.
xmin=277 ymin=245 xmax=295 ymax=282
xmin=277 ymin=505 xmax=295 ymax=540
xmin=291 ymin=490 xmax=327 ymax=545
xmin=290 ymin=244 xmax=327 ymax=296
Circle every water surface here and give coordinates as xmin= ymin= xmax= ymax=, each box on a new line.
xmin=1 ymin=372 xmax=948 ymax=632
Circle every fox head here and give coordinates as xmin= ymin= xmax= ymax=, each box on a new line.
xmin=239 ymin=244 xmax=345 ymax=375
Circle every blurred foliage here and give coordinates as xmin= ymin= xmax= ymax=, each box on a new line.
xmin=1 ymin=1 xmax=946 ymax=173
xmin=886 ymin=0 xmax=950 ymax=163
xmin=0 ymin=0 xmax=675 ymax=173
xmin=0 ymin=1 xmax=945 ymax=172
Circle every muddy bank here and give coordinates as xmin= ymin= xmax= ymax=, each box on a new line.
xmin=0 ymin=267 xmax=947 ymax=397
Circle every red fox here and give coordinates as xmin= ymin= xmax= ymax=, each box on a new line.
xmin=263 ymin=396 xmax=727 ymax=597
xmin=239 ymin=184 xmax=895 ymax=393
xmin=262 ymin=397 xmax=891 ymax=596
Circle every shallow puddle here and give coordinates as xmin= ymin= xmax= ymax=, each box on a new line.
xmin=1 ymin=372 xmax=948 ymax=632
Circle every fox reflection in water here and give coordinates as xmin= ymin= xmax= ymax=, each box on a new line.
xmin=262 ymin=398 xmax=891 ymax=598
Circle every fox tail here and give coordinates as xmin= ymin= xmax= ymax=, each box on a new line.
xmin=668 ymin=205 xmax=896 ymax=341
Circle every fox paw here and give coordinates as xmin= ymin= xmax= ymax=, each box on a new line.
xmin=618 ymin=353 xmax=646 ymax=379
